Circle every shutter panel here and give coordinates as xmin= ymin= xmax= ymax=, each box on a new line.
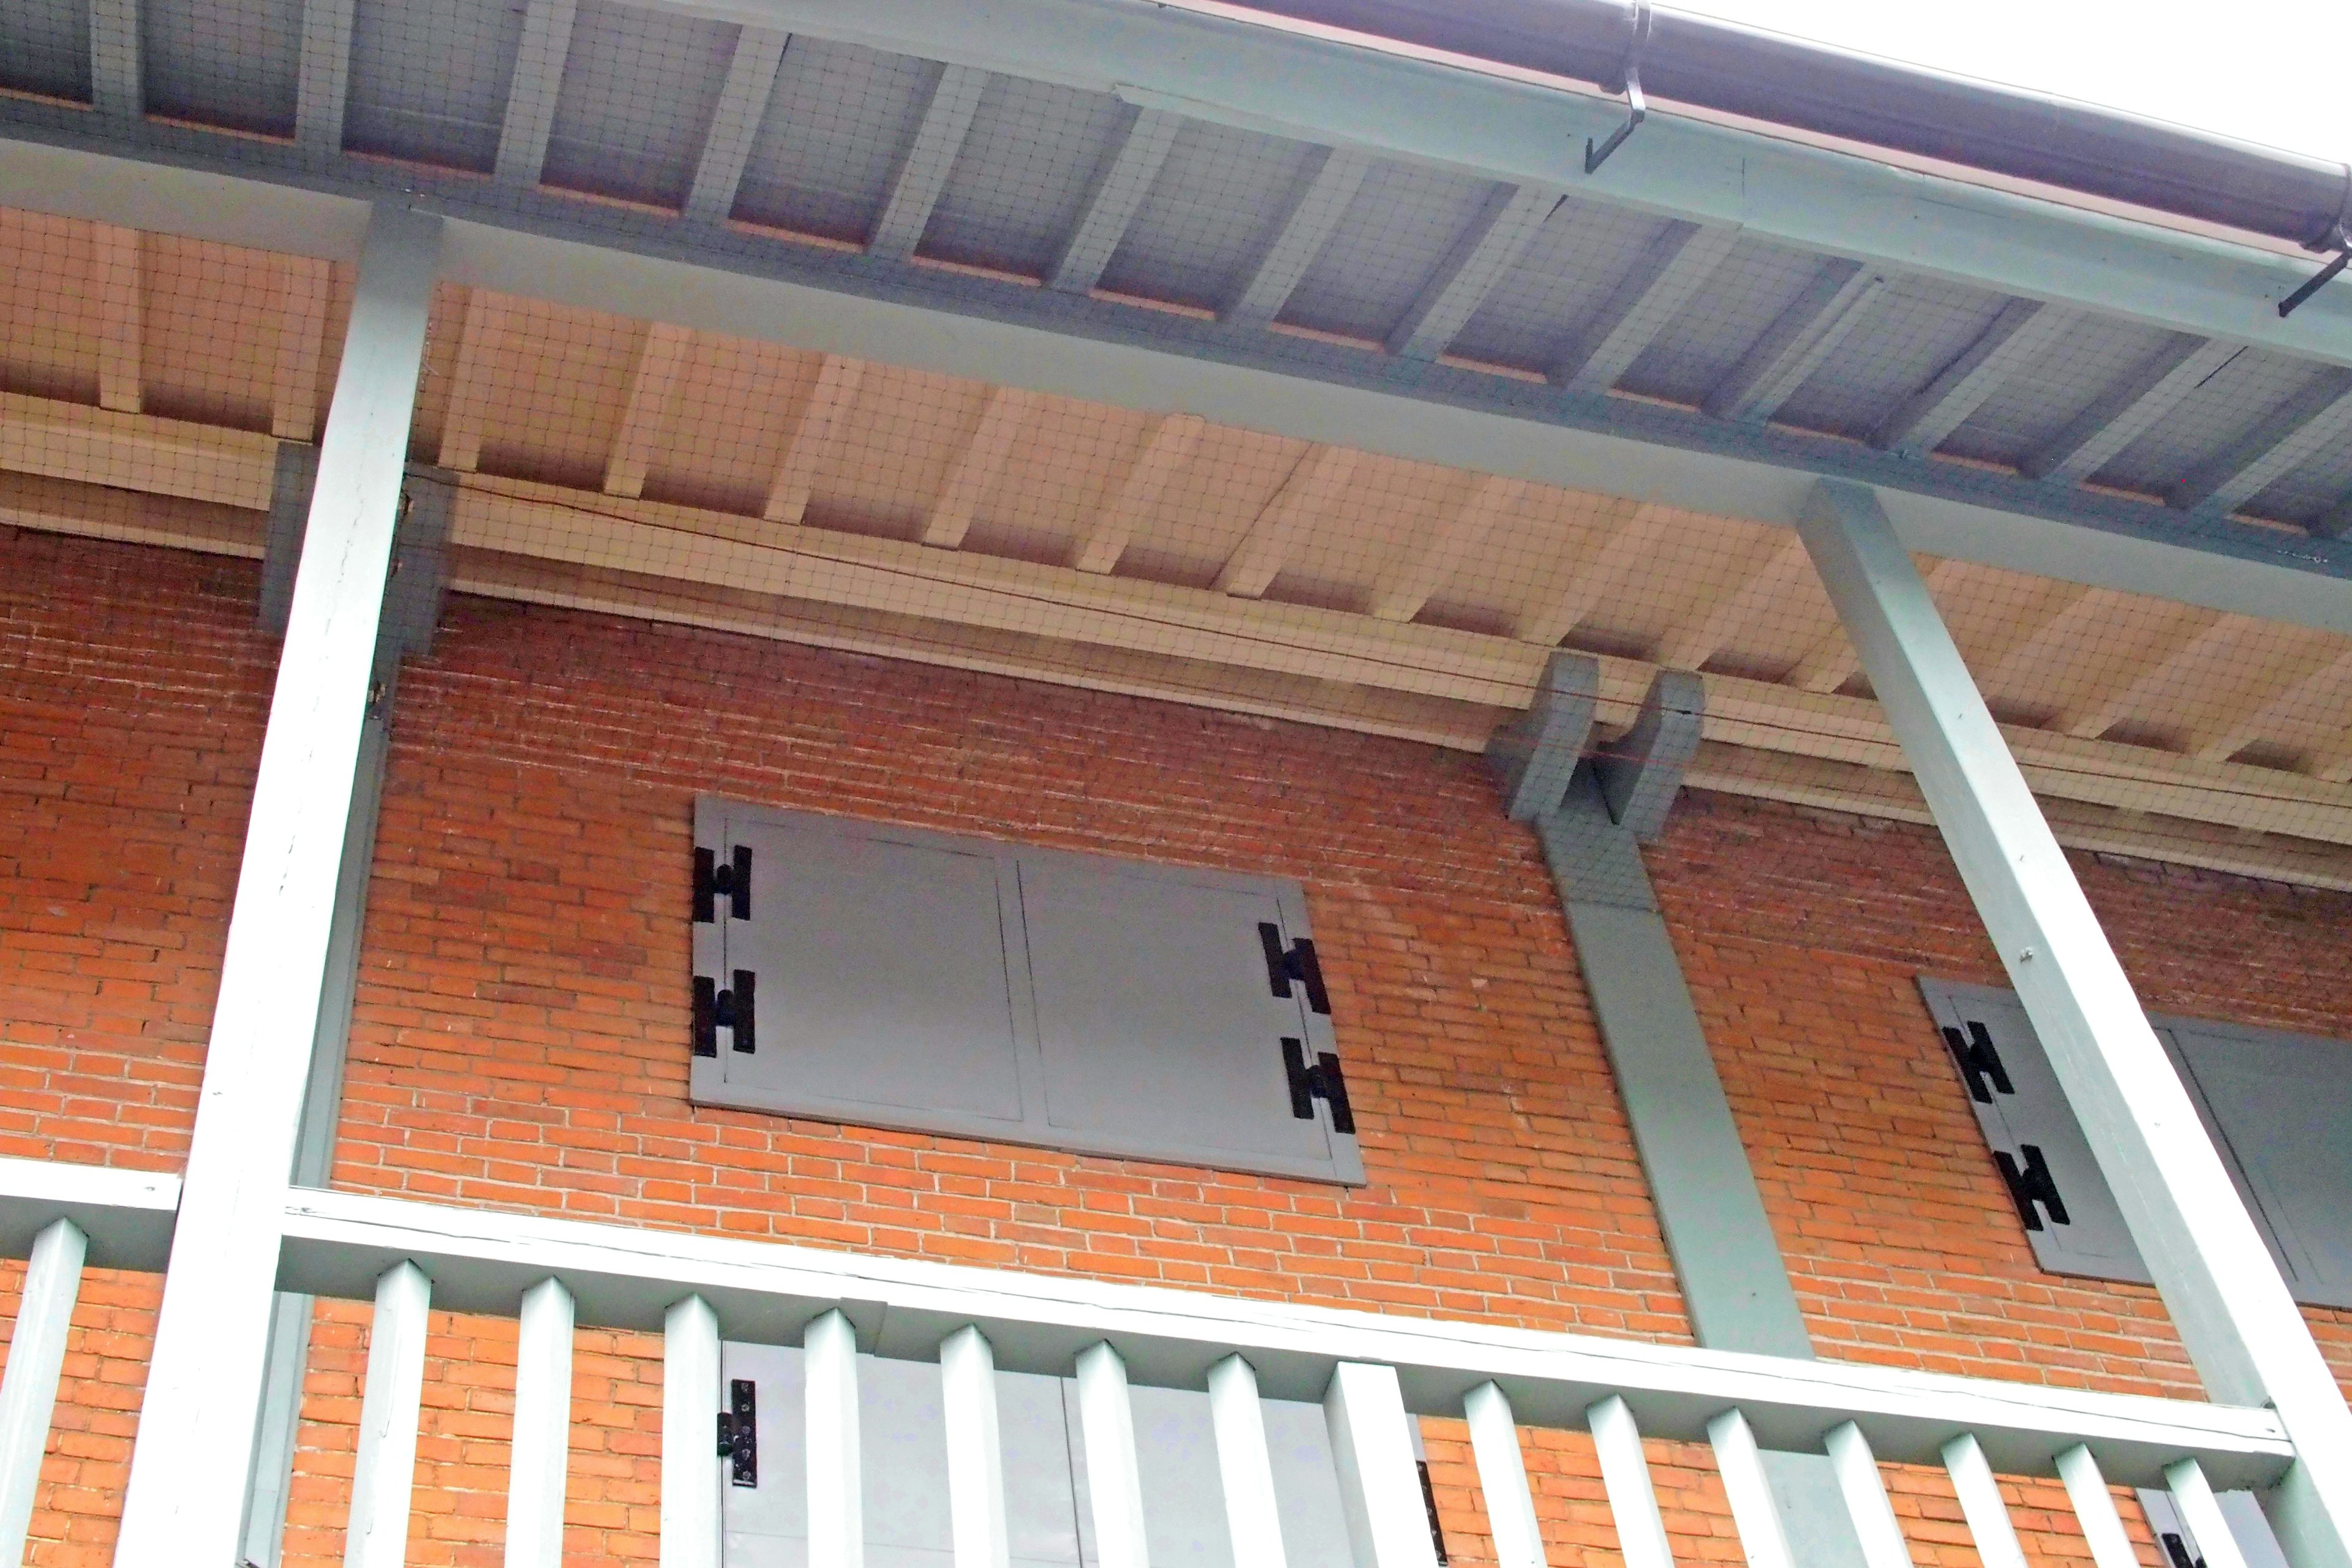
xmin=699 ymin=809 xmax=1031 ymax=1134
xmin=2165 ymin=1021 xmax=2352 ymax=1310
xmin=692 ymin=799 xmax=1364 ymax=1185
xmin=1916 ymin=980 xmax=2150 ymax=1285
xmin=1017 ymin=852 xmax=1363 ymax=1183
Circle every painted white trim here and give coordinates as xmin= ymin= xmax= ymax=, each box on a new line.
xmin=940 ymin=1326 xmax=1011 ymax=1568
xmin=662 ymin=1295 xmax=722 ymax=1568
xmin=1585 ymin=1395 xmax=1675 ymax=1568
xmin=1798 ymin=477 xmax=2352 ymax=1568
xmin=266 ymin=1184 xmax=2291 ymax=1487
xmin=108 ymin=201 xmax=442 ymax=1568
xmin=2168 ymin=1458 xmax=2258 ymax=1568
xmin=1075 ymin=1342 xmax=1150 ymax=1568
xmin=1324 ymin=1361 xmax=1438 ymax=1568
xmin=805 ymin=1309 xmax=864 ymax=1568
xmin=1942 ymin=1433 xmax=2031 ymax=1568
xmin=1706 ymin=1408 xmax=1795 ymax=1568
xmin=2056 ymin=1443 xmax=2141 ymax=1568
xmin=0 ymin=1218 xmax=85 ymax=1566
xmin=1823 ymin=1420 xmax=1916 ymax=1568
xmin=1207 ymin=1355 xmax=1289 ymax=1568
xmin=503 ymin=1278 xmax=574 ymax=1568
xmin=1464 ymin=1382 xmax=1548 ymax=1568
xmin=345 ymin=1262 xmax=432 ymax=1568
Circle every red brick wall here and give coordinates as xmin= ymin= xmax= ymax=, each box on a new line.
xmin=7 ymin=529 xmax=2351 ymax=1566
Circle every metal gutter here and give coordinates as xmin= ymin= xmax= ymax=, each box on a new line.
xmin=1229 ymin=0 xmax=2352 ymax=255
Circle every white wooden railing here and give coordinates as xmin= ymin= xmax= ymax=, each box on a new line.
xmin=0 ymin=1156 xmax=2293 ymax=1568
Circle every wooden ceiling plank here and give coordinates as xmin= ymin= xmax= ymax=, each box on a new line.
xmin=921 ymin=385 xmax=1035 ymax=549
xmin=270 ymin=255 xmax=334 ymax=443
xmin=1071 ymin=413 xmax=1202 ymax=574
xmin=2189 ymin=647 xmax=2352 ymax=763
xmin=1650 ymin=530 xmax=1815 ymax=671
xmin=602 ymin=322 xmax=693 ymax=499
xmin=1513 ymin=500 xmax=1667 ymax=646
xmin=1366 ymin=473 xmax=1526 ymax=622
xmin=436 ymin=290 xmax=513 ymax=473
xmin=1213 ymin=444 xmax=1360 ymax=598
xmin=2059 ymin=614 xmax=2242 ymax=741
xmin=92 ymin=223 xmax=143 ymax=415
xmin=763 ymin=353 xmax=865 ymax=524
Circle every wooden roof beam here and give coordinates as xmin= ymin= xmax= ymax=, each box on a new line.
xmin=1048 ymin=108 xmax=1183 ymax=296
xmin=869 ymin=64 xmax=989 ymax=261
xmin=1553 ymin=222 xmax=1740 ymax=396
xmin=681 ymin=28 xmax=790 ymax=224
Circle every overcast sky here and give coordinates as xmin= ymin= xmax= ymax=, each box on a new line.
xmin=1672 ymin=0 xmax=2352 ymax=164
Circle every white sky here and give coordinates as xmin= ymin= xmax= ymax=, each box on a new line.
xmin=1669 ymin=0 xmax=2352 ymax=164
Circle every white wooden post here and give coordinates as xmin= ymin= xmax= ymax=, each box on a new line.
xmin=503 ymin=1278 xmax=575 ymax=1568
xmin=806 ymin=1310 xmax=864 ymax=1568
xmin=662 ymin=1295 xmax=722 ymax=1568
xmin=1822 ymin=1420 xmax=1916 ymax=1568
xmin=1324 ymin=1361 xmax=1439 ymax=1568
xmin=940 ymin=1326 xmax=1009 ymax=1568
xmin=1463 ymin=1382 xmax=1548 ymax=1568
xmin=109 ymin=201 xmax=443 ymax=1568
xmin=2171 ymin=1459 xmax=2258 ymax=1568
xmin=2054 ymin=1444 xmax=2140 ymax=1568
xmin=345 ymin=1261 xmax=432 ymax=1568
xmin=1798 ymin=478 xmax=2352 ymax=1568
xmin=1074 ymin=1342 xmax=1150 ymax=1568
xmin=1940 ymin=1434 xmax=2029 ymax=1568
xmin=1706 ymin=1409 xmax=1795 ymax=1568
xmin=0 ymin=1218 xmax=86 ymax=1564
xmin=1585 ymin=1396 xmax=1675 ymax=1568
xmin=1207 ymin=1354 xmax=1289 ymax=1568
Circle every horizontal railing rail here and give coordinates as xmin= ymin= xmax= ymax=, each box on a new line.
xmin=0 ymin=1154 xmax=2297 ymax=1568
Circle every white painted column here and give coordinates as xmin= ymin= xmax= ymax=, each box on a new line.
xmin=1324 ymin=1361 xmax=1439 ymax=1568
xmin=2170 ymin=1460 xmax=2258 ymax=1568
xmin=805 ymin=1310 xmax=864 ymax=1568
xmin=345 ymin=1261 xmax=433 ymax=1568
xmin=2054 ymin=1444 xmax=2140 ymax=1568
xmin=1798 ymin=478 xmax=2352 ymax=1568
xmin=0 ymin=1217 xmax=87 ymax=1565
xmin=1074 ymin=1342 xmax=1149 ymax=1568
xmin=108 ymin=201 xmax=443 ymax=1568
xmin=1585 ymin=1396 xmax=1676 ymax=1568
xmin=1706 ymin=1409 xmax=1795 ymax=1568
xmin=503 ymin=1278 xmax=575 ymax=1568
xmin=1821 ymin=1421 xmax=1915 ymax=1568
xmin=1463 ymin=1382 xmax=1548 ymax=1568
xmin=661 ymin=1295 xmax=722 ymax=1568
xmin=940 ymin=1326 xmax=1009 ymax=1568
xmin=1940 ymin=1434 xmax=2029 ymax=1568
xmin=1207 ymin=1354 xmax=1289 ymax=1568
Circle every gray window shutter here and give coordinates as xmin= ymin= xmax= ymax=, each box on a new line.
xmin=1018 ymin=853 xmax=1362 ymax=1183
xmin=2164 ymin=1020 xmax=2352 ymax=1311
xmin=692 ymin=798 xmax=1365 ymax=1185
xmin=696 ymin=807 xmax=1031 ymax=1135
xmin=1915 ymin=979 xmax=2151 ymax=1285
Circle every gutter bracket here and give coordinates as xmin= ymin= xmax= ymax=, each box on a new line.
xmin=1583 ymin=1 xmax=1651 ymax=175
xmin=2280 ymin=163 xmax=2352 ymax=319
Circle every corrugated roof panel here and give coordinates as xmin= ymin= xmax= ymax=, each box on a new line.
xmin=1446 ymin=197 xmax=1666 ymax=375
xmin=344 ymin=0 xmax=527 ymax=172
xmin=921 ymin=75 xmax=1130 ymax=277
xmin=1 ymin=0 xmax=92 ymax=102
xmin=1616 ymin=238 xmax=1824 ymax=407
xmin=1940 ymin=313 xmax=2182 ymax=470
xmin=1278 ymin=162 xmax=1498 ymax=344
xmin=731 ymin=39 xmax=937 ymax=242
xmin=143 ymin=0 xmax=301 ymax=137
xmin=1097 ymin=119 xmax=1319 ymax=314
xmin=2095 ymin=347 xmax=2313 ymax=496
xmin=541 ymin=0 xmax=736 ymax=209
xmin=1771 ymin=276 xmax=2008 ymax=440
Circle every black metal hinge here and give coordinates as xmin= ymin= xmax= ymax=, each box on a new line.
xmin=2161 ymin=1532 xmax=2207 ymax=1568
xmin=1418 ymin=1459 xmax=1450 ymax=1564
xmin=1281 ymin=1037 xmax=1355 ymax=1134
xmin=1995 ymin=1143 xmax=2069 ymax=1231
xmin=692 ymin=970 xmax=758 ymax=1057
xmin=694 ymin=845 xmax=753 ymax=924
xmin=1943 ymin=1020 xmax=2015 ymax=1104
xmin=1257 ymin=922 xmax=1332 ymax=1015
xmin=715 ymin=1378 xmax=758 ymax=1487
